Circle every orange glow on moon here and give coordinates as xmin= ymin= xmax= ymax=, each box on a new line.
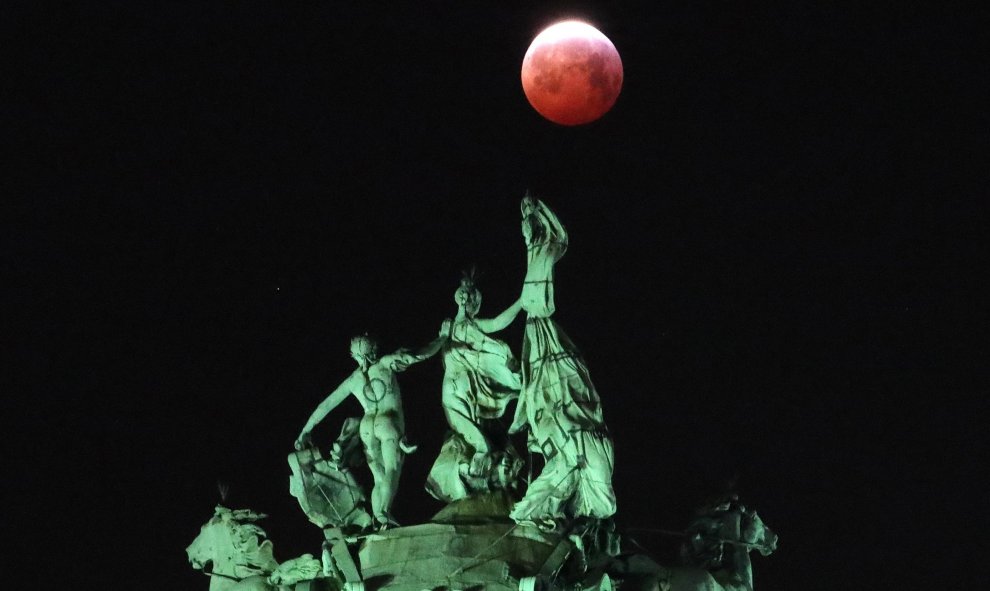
xmin=521 ymin=20 xmax=623 ymax=126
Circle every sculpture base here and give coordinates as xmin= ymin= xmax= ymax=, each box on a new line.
xmin=356 ymin=521 xmax=570 ymax=591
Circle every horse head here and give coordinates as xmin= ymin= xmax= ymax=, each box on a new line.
xmin=187 ymin=514 xmax=223 ymax=570
xmin=187 ymin=505 xmax=279 ymax=585
xmin=740 ymin=510 xmax=778 ymax=557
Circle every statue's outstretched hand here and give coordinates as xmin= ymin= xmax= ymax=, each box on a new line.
xmin=399 ymin=437 xmax=418 ymax=454
xmin=390 ymin=347 xmax=422 ymax=371
xmin=294 ymin=433 xmax=313 ymax=451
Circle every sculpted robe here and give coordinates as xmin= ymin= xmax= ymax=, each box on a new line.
xmin=427 ymin=317 xmax=521 ymax=502
xmin=510 ymin=198 xmax=616 ymax=521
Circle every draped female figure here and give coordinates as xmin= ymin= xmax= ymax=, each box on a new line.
xmin=509 ymin=196 xmax=617 ymax=523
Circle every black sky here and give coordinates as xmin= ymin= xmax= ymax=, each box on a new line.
xmin=5 ymin=2 xmax=985 ymax=590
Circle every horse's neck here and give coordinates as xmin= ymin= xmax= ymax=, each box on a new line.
xmin=211 ymin=523 xmax=240 ymax=572
xmin=209 ymin=574 xmax=238 ymax=591
xmin=721 ymin=545 xmax=754 ymax=591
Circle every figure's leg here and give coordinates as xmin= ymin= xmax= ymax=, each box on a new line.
xmin=570 ymin=432 xmax=617 ymax=519
xmin=359 ymin=414 xmax=385 ymax=521
xmin=373 ymin=413 xmax=403 ymax=522
xmin=510 ymin=451 xmax=575 ymax=526
xmin=442 ymin=375 xmax=492 ymax=475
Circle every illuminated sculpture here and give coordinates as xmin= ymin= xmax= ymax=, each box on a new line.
xmin=509 ymin=195 xmax=617 ymax=523
xmin=187 ymin=195 xmax=777 ymax=591
xmin=669 ymin=495 xmax=779 ymax=591
xmin=288 ymin=417 xmax=373 ymax=532
xmin=421 ymin=275 xmax=525 ymax=502
xmin=295 ymin=335 xmax=422 ymax=528
xmin=186 ymin=505 xmax=321 ymax=591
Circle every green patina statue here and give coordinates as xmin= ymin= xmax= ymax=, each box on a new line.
xmin=189 ymin=193 xmax=779 ymax=591
xmin=509 ymin=195 xmax=618 ymax=524
xmin=418 ymin=275 xmax=526 ymax=502
xmin=288 ymin=416 xmax=373 ymax=532
xmin=669 ymin=495 xmax=779 ymax=591
xmin=186 ymin=505 xmax=322 ymax=591
xmin=294 ymin=335 xmax=422 ymax=528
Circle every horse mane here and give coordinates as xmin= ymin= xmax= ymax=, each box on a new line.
xmin=224 ymin=518 xmax=277 ymax=571
xmin=188 ymin=508 xmax=279 ymax=576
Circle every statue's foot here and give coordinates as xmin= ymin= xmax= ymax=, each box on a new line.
xmin=514 ymin=517 xmax=558 ymax=532
xmin=374 ymin=512 xmax=400 ymax=530
xmin=399 ymin=437 xmax=417 ymax=454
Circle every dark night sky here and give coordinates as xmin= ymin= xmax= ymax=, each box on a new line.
xmin=5 ymin=2 xmax=985 ymax=590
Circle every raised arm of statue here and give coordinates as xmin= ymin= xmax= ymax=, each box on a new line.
xmin=522 ymin=196 xmax=568 ymax=256
xmin=474 ymin=297 xmax=523 ymax=334
xmin=297 ymin=373 xmax=356 ymax=447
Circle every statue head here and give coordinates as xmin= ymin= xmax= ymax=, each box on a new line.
xmin=521 ymin=192 xmax=537 ymax=216
xmin=350 ymin=334 xmax=379 ymax=367
xmin=454 ymin=274 xmax=482 ymax=317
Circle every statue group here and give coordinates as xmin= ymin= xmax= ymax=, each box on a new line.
xmin=188 ymin=196 xmax=778 ymax=591
xmin=293 ymin=195 xmax=616 ymax=530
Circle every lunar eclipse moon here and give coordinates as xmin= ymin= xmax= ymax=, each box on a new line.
xmin=521 ymin=20 xmax=623 ymax=126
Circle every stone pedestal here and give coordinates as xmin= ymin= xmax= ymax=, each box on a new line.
xmin=356 ymin=521 xmax=569 ymax=591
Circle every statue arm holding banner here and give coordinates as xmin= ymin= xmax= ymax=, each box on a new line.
xmin=296 ymin=373 xmax=356 ymax=448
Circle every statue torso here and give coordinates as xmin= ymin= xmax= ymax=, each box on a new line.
xmin=351 ymin=363 xmax=401 ymax=414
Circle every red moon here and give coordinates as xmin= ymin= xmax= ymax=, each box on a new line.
xmin=521 ymin=20 xmax=623 ymax=126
